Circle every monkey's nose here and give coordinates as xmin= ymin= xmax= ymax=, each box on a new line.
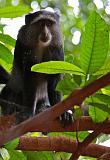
xmin=40 ymin=33 xmax=49 ymax=42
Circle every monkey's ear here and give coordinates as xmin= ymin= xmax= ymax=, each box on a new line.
xmin=25 ymin=11 xmax=41 ymax=25
xmin=25 ymin=12 xmax=39 ymax=25
xmin=25 ymin=13 xmax=34 ymax=24
xmin=54 ymin=11 xmax=60 ymax=19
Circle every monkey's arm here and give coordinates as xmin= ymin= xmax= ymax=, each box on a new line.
xmin=13 ymin=39 xmax=36 ymax=120
xmin=48 ymin=74 xmax=62 ymax=106
xmin=47 ymin=46 xmax=64 ymax=105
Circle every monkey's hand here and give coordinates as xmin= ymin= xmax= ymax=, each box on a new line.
xmin=59 ymin=110 xmax=74 ymax=127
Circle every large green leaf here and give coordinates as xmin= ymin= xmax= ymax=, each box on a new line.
xmin=80 ymin=11 xmax=109 ymax=75
xmin=31 ymin=61 xmax=85 ymax=75
xmin=94 ymin=59 xmax=110 ymax=75
xmin=89 ymin=103 xmax=110 ymax=114
xmin=0 ymin=59 xmax=12 ymax=72
xmin=89 ymin=106 xmax=109 ymax=123
xmin=8 ymin=150 xmax=26 ymax=160
xmin=5 ymin=138 xmax=19 ymax=150
xmin=0 ymin=34 xmax=16 ymax=47
xmin=0 ymin=43 xmax=13 ymax=64
xmin=0 ymin=5 xmax=31 ymax=18
xmin=94 ymin=94 xmax=110 ymax=105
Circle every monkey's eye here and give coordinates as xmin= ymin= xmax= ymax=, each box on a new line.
xmin=38 ymin=21 xmax=44 ymax=26
xmin=47 ymin=21 xmax=53 ymax=26
xmin=37 ymin=20 xmax=54 ymax=27
xmin=45 ymin=20 xmax=53 ymax=27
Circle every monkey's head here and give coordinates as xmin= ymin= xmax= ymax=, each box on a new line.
xmin=18 ymin=10 xmax=62 ymax=48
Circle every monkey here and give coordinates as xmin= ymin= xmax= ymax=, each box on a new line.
xmin=0 ymin=10 xmax=73 ymax=125
xmin=0 ymin=65 xmax=10 ymax=84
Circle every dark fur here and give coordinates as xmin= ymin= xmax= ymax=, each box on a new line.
xmin=0 ymin=65 xmax=10 ymax=84
xmin=0 ymin=10 xmax=72 ymax=125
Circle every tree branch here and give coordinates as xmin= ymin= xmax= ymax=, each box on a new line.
xmin=70 ymin=121 xmax=108 ymax=160
xmin=17 ymin=136 xmax=110 ymax=159
xmin=0 ymin=73 xmax=110 ymax=146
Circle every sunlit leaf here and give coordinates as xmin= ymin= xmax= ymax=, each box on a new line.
xmin=94 ymin=59 xmax=110 ymax=75
xmin=0 ymin=5 xmax=31 ymax=18
xmin=8 ymin=150 xmax=26 ymax=160
xmin=74 ymin=105 xmax=83 ymax=119
xmin=0 ymin=34 xmax=16 ymax=47
xmin=0 ymin=59 xmax=12 ymax=72
xmin=89 ymin=106 xmax=109 ymax=123
xmin=81 ymin=11 xmax=109 ymax=75
xmin=89 ymin=103 xmax=110 ymax=114
xmin=0 ymin=148 xmax=10 ymax=160
xmin=94 ymin=94 xmax=110 ymax=105
xmin=0 ymin=44 xmax=13 ymax=64
xmin=97 ymin=134 xmax=110 ymax=144
xmin=5 ymin=138 xmax=19 ymax=150
xmin=31 ymin=61 xmax=85 ymax=75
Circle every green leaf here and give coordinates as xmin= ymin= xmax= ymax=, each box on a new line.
xmin=56 ymin=78 xmax=78 ymax=95
xmin=89 ymin=106 xmax=109 ymax=123
xmin=74 ymin=105 xmax=83 ymax=119
xmin=48 ymin=131 xmax=89 ymax=140
xmin=79 ymin=156 xmax=96 ymax=160
xmin=101 ymin=88 xmax=110 ymax=96
xmin=31 ymin=61 xmax=85 ymax=75
xmin=0 ymin=148 xmax=10 ymax=160
xmin=65 ymin=54 xmax=74 ymax=64
xmin=0 ymin=43 xmax=13 ymax=64
xmin=5 ymin=138 xmax=19 ymax=150
xmin=97 ymin=134 xmax=110 ymax=144
xmin=89 ymin=102 xmax=110 ymax=114
xmin=0 ymin=34 xmax=16 ymax=47
xmin=0 ymin=59 xmax=12 ymax=72
xmin=55 ymin=152 xmax=71 ymax=160
xmin=8 ymin=150 xmax=26 ymax=160
xmin=94 ymin=94 xmax=110 ymax=105
xmin=0 ymin=5 xmax=31 ymax=18
xmin=80 ymin=11 xmax=109 ymax=75
xmin=73 ymin=75 xmax=82 ymax=86
xmin=24 ymin=151 xmax=54 ymax=160
xmin=94 ymin=59 xmax=110 ymax=75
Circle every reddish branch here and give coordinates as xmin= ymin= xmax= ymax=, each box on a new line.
xmin=99 ymin=153 xmax=110 ymax=160
xmin=70 ymin=121 xmax=108 ymax=160
xmin=17 ymin=136 xmax=110 ymax=159
xmin=0 ymin=72 xmax=110 ymax=158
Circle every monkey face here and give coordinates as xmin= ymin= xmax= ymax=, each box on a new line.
xmin=31 ymin=17 xmax=59 ymax=47
xmin=36 ymin=20 xmax=53 ymax=46
xmin=18 ymin=10 xmax=62 ymax=48
xmin=39 ymin=25 xmax=52 ymax=43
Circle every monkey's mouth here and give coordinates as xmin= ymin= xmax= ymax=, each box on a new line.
xmin=40 ymin=36 xmax=49 ymax=42
xmin=40 ymin=34 xmax=50 ymax=43
xmin=39 ymin=34 xmax=52 ymax=46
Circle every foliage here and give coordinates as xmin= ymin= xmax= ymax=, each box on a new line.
xmin=31 ymin=61 xmax=85 ymax=75
xmin=80 ymin=11 xmax=109 ymax=75
xmin=0 ymin=5 xmax=31 ymax=18
xmin=0 ymin=0 xmax=110 ymax=160
xmin=32 ymin=11 xmax=110 ymax=124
